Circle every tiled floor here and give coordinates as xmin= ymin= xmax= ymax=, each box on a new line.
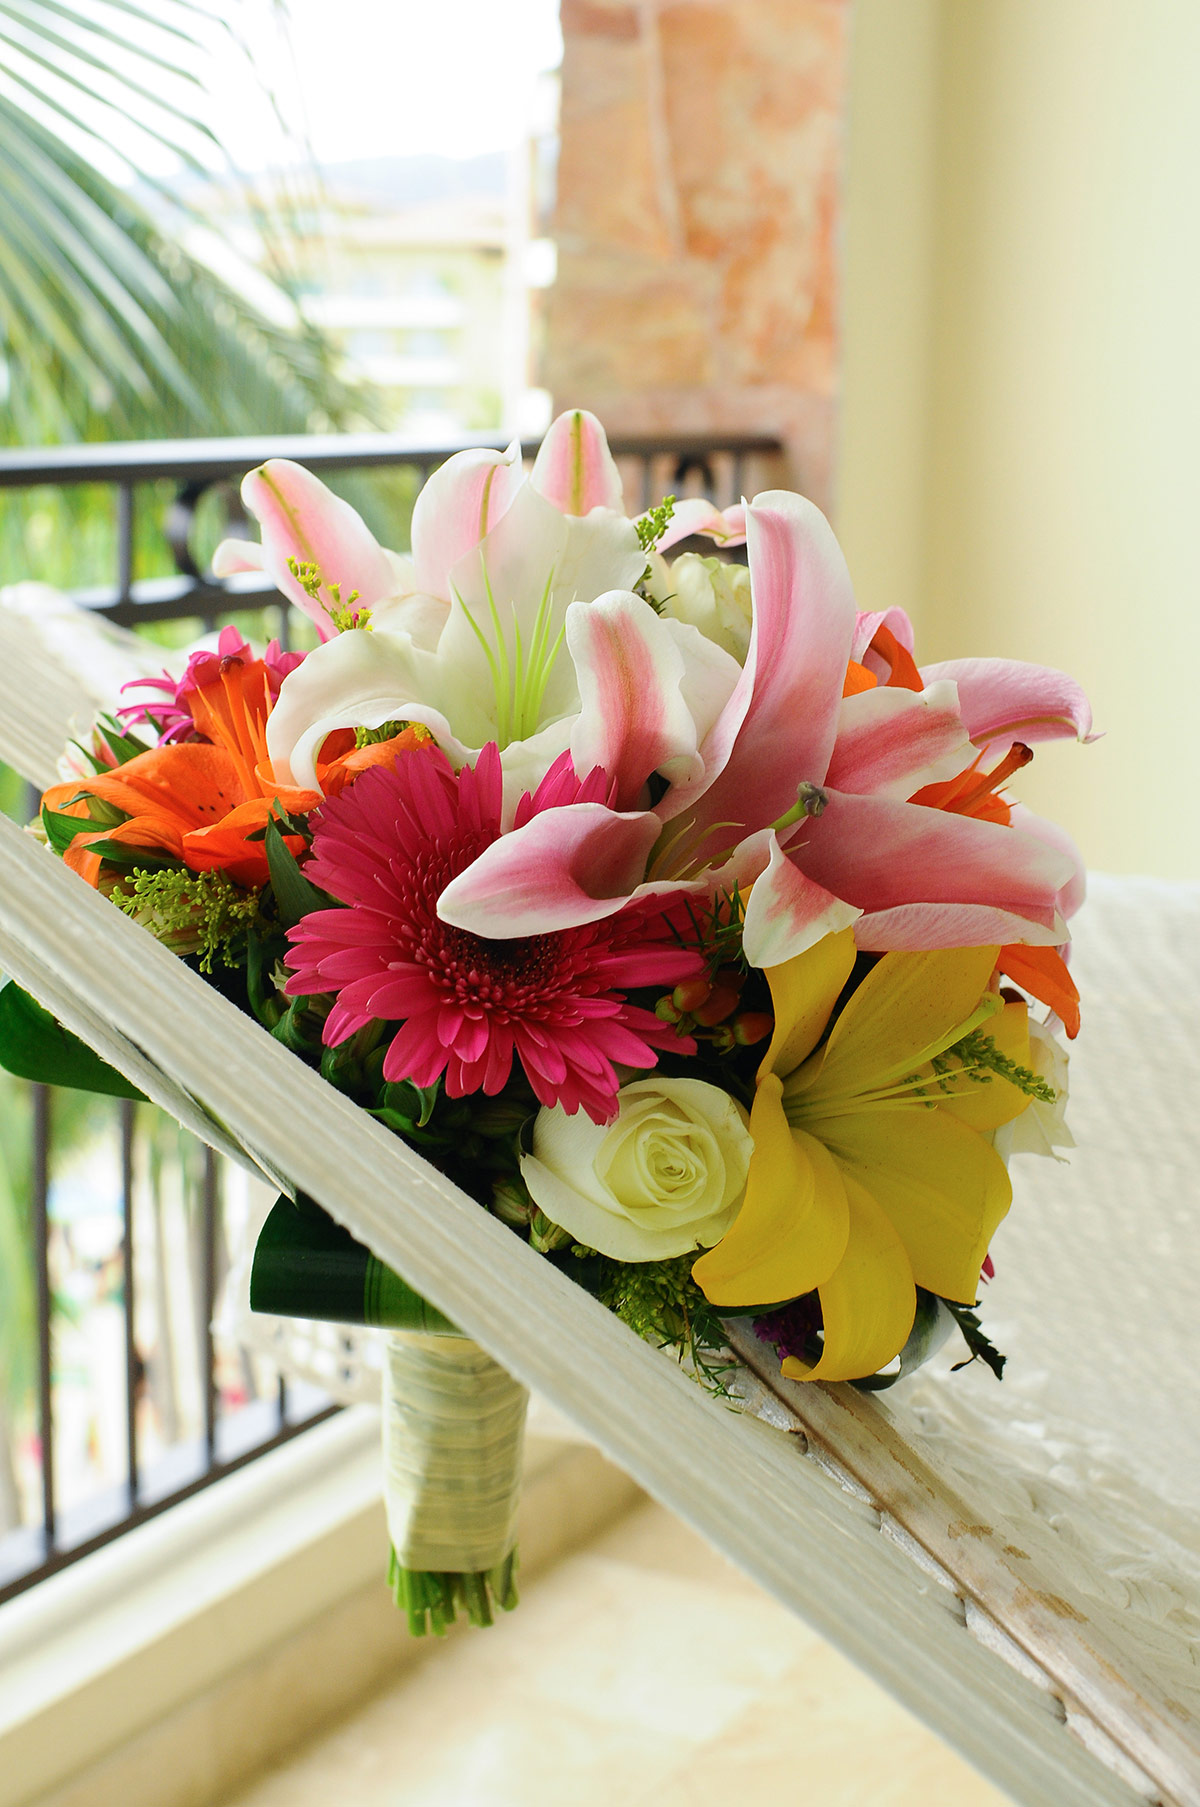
xmin=222 ymin=1499 xmax=1011 ymax=1807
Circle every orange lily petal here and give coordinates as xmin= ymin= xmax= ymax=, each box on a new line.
xmin=872 ymin=623 xmax=923 ymax=692
xmin=184 ymin=797 xmax=310 ymax=888
xmin=998 ymin=943 xmax=1080 ymax=1038
xmin=842 ymin=659 xmax=877 ymax=697
xmin=317 ymin=723 xmax=438 ymax=798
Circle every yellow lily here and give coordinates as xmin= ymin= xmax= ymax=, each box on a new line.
xmin=691 ymin=930 xmax=1034 ymax=1383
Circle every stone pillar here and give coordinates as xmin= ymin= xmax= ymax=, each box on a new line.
xmin=547 ymin=0 xmax=849 ymax=508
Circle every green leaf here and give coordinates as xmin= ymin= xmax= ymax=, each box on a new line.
xmin=945 ymin=1298 xmax=1008 ymax=1381
xmin=40 ymin=803 xmax=91 ymax=855
xmin=94 ymin=715 xmax=152 ymax=767
xmin=0 ymin=981 xmax=146 ymax=1098
xmin=251 ymin=1192 xmax=459 ymax=1333
xmin=264 ymin=816 xmax=331 ymax=930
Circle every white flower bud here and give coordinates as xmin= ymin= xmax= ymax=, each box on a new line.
xmin=661 ymin=554 xmax=754 ymax=664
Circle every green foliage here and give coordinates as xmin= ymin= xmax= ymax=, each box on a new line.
xmin=587 ymin=1250 xmax=735 ymax=1395
xmin=264 ymin=817 xmax=331 ymax=929
xmin=635 ymin=494 xmax=676 ymax=554
xmin=0 ymin=1 xmax=383 ymax=595
xmin=0 ymin=980 xmax=146 ymax=1098
xmin=0 ymin=0 xmax=367 ymax=448
xmin=355 ymin=720 xmax=412 ymax=749
xmin=388 ymin=1547 xmax=518 ymax=1637
xmin=110 ymin=867 xmax=262 ymax=972
xmin=945 ymin=1298 xmax=1008 ymax=1381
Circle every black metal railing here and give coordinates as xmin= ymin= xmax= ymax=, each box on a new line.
xmin=0 ymin=426 xmax=783 ymax=1606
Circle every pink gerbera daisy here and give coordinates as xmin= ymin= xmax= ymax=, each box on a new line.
xmin=285 ymin=744 xmax=705 ymax=1123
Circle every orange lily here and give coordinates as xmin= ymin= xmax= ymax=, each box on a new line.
xmin=44 ymin=655 xmax=319 ymax=889
xmin=909 ymin=744 xmax=1080 ymax=1037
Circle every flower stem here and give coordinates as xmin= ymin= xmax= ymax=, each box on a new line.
xmin=387 ymin=1546 xmax=520 ymax=1636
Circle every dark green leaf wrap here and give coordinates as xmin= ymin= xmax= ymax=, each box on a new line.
xmin=250 ymin=1191 xmax=459 ymax=1334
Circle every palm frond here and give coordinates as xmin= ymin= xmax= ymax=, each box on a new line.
xmin=0 ymin=0 xmax=377 ymax=444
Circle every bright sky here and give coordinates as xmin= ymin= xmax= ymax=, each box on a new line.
xmin=213 ymin=0 xmax=563 ymax=172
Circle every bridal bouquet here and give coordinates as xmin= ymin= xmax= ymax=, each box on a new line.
xmin=7 ymin=410 xmax=1092 ymax=1633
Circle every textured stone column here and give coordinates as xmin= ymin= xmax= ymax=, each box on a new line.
xmin=547 ymin=0 xmax=849 ymax=507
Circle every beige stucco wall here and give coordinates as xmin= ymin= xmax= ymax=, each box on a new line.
xmin=548 ymin=0 xmax=848 ymax=508
xmin=840 ymin=0 xmax=1200 ymax=879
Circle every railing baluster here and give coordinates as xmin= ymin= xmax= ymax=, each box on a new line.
xmin=32 ymin=1083 xmax=55 ymax=1555
xmin=121 ymin=1098 xmax=139 ymax=1509
xmin=201 ymin=1146 xmax=218 ymax=1468
xmin=116 ymin=483 xmax=135 ymax=605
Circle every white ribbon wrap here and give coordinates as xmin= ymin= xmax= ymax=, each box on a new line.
xmin=382 ymin=1331 xmax=529 ymax=1572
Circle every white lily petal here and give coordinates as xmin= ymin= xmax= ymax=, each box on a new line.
xmin=530 ymin=409 xmax=624 ymax=514
xmin=409 ymin=440 xmax=524 ymax=597
xmin=440 ymin=481 xmax=644 ymax=752
xmin=265 ymin=627 xmax=464 ymax=789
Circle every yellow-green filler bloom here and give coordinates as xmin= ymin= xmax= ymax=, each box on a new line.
xmin=691 ymin=931 xmax=1034 ymax=1382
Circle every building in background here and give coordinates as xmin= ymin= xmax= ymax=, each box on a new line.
xmin=182 ymin=86 xmax=559 ymax=441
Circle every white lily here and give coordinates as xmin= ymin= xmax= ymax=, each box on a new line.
xmin=245 ymin=413 xmax=739 ymax=811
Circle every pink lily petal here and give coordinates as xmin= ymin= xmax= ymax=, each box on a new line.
xmin=1009 ymin=802 xmax=1087 ymax=920
xmin=211 ymin=539 xmax=264 ymax=578
xmin=853 ymin=902 xmax=1067 ymax=950
xmin=655 ymin=498 xmax=748 ymax=552
xmin=791 ymin=789 xmax=1074 ymax=947
xmin=824 ymin=681 xmax=973 ymax=801
xmin=851 ymin=607 xmax=916 ymax=663
xmin=659 ymin=491 xmax=857 ymax=860
xmin=568 ymin=593 xmax=740 ymax=811
xmin=436 ymin=802 xmax=662 ymax=938
xmin=919 ymin=657 xmax=1095 ymax=748
xmin=242 ymin=460 xmax=398 ymax=637
xmin=741 ymin=833 xmax=862 ymax=968
xmin=531 ymin=409 xmax=624 ymax=515
xmin=410 ymin=441 xmax=525 ymax=596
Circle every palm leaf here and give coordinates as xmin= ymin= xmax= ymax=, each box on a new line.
xmin=0 ymin=0 xmax=375 ymax=444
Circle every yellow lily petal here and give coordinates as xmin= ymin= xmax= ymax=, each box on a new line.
xmin=932 ymin=999 xmax=1033 ymax=1132
xmin=692 ymin=1074 xmax=849 ymax=1309
xmin=781 ymin=1173 xmax=916 ymax=1383
xmin=801 ymin=945 xmax=1002 ymax=1100
xmin=760 ymin=926 xmax=857 ymax=1081
xmin=805 ymin=1104 xmax=1011 ymax=1302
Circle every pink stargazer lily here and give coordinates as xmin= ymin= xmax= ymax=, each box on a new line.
xmin=256 ymin=413 xmax=724 ymax=813
xmin=436 ymin=490 xmax=1089 ymax=966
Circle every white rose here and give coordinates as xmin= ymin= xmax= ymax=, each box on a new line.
xmin=521 ymin=1076 xmax=753 ymax=1262
xmin=661 ymin=553 xmax=754 ymax=664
